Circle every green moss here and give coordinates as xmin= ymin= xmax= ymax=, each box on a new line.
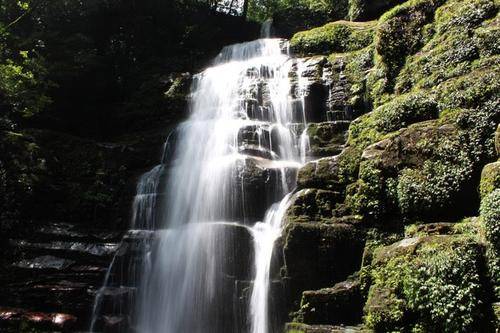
xmin=368 ymin=0 xmax=446 ymax=103
xmin=364 ymin=235 xmax=489 ymax=332
xmin=290 ymin=20 xmax=376 ymax=56
xmin=345 ymin=160 xmax=387 ymax=219
xmin=305 ymin=122 xmax=347 ymax=158
xmin=395 ymin=0 xmax=497 ymax=93
xmin=285 ymin=188 xmax=341 ymax=223
xmin=374 ymin=91 xmax=439 ymax=133
xmin=480 ymin=162 xmax=500 ymax=198
xmin=481 ymin=189 xmax=500 ymax=298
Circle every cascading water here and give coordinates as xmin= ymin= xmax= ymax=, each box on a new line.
xmin=91 ymin=33 xmax=311 ymax=333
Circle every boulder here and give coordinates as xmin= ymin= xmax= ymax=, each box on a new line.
xmin=306 ymin=122 xmax=349 ymax=159
xmin=298 ymin=279 xmax=363 ymax=325
xmin=290 ymin=21 xmax=376 ymax=56
xmin=480 ymin=161 xmax=500 ymax=199
xmin=363 ymin=235 xmax=491 ymax=332
xmin=297 ymin=156 xmax=342 ymax=191
xmin=282 ymin=223 xmax=365 ymax=306
xmin=285 ymin=189 xmax=342 ymax=223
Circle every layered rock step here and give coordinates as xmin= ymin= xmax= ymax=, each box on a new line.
xmin=0 ymin=222 xmax=123 ymax=332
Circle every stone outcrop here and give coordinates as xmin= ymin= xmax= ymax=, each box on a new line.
xmin=281 ymin=222 xmax=365 ymax=307
xmin=0 ymin=222 xmax=122 ymax=331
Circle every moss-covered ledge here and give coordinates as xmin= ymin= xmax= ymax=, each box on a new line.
xmin=361 ymin=234 xmax=493 ymax=332
xmin=290 ymin=20 xmax=376 ymax=56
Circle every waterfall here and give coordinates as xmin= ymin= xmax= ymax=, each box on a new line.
xmin=91 ymin=36 xmax=310 ymax=333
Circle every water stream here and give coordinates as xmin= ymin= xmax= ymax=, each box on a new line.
xmin=91 ymin=33 xmax=310 ymax=333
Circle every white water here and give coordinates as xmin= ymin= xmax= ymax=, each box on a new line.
xmin=250 ymin=193 xmax=292 ymax=333
xmin=91 ymin=36 xmax=310 ymax=333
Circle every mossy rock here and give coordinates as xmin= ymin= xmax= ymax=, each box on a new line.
xmin=480 ymin=162 xmax=500 ymax=198
xmin=285 ymin=188 xmax=342 ymax=224
xmin=404 ymin=218 xmax=483 ymax=239
xmin=328 ymin=46 xmax=374 ymax=115
xmin=306 ymin=122 xmax=348 ymax=158
xmin=349 ymin=0 xmax=407 ymax=21
xmin=284 ymin=322 xmax=370 ymax=332
xmin=395 ymin=0 xmax=497 ymax=93
xmin=346 ymin=110 xmax=497 ymax=221
xmin=290 ymin=21 xmax=376 ymax=56
xmin=367 ymin=0 xmax=447 ymax=103
xmin=297 ymin=156 xmax=343 ymax=191
xmin=480 ymin=189 xmax=500 ymax=298
xmin=363 ymin=235 xmax=491 ymax=332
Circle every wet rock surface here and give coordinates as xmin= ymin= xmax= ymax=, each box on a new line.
xmin=0 ymin=222 xmax=123 ymax=331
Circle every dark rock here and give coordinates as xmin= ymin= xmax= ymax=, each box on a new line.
xmin=282 ymin=223 xmax=365 ymax=306
xmin=234 ymin=156 xmax=300 ymax=221
xmin=11 ymin=239 xmax=119 ymax=258
xmin=306 ymin=122 xmax=349 ymax=159
xmin=349 ymin=0 xmax=407 ymax=21
xmin=298 ymin=279 xmax=363 ymax=325
xmin=13 ymin=255 xmax=75 ymax=271
xmin=297 ymin=156 xmax=343 ymax=191
xmin=0 ymin=307 xmax=77 ymax=331
xmin=285 ymin=189 xmax=342 ymax=223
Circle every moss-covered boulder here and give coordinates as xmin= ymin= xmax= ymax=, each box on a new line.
xmin=394 ymin=0 xmax=497 ymax=94
xmin=297 ymin=156 xmax=342 ymax=191
xmin=285 ymin=189 xmax=342 ymax=224
xmin=345 ymin=97 xmax=498 ymax=221
xmin=305 ymin=122 xmax=348 ymax=158
xmin=480 ymin=162 xmax=500 ymax=199
xmin=290 ymin=21 xmax=376 ymax=56
xmin=367 ymin=0 xmax=446 ymax=103
xmin=481 ymin=189 xmax=500 ymax=298
xmin=362 ymin=235 xmax=491 ymax=332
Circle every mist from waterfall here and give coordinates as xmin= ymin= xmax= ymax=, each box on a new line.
xmin=91 ymin=34 xmax=310 ymax=333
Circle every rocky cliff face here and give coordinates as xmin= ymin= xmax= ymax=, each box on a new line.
xmin=279 ymin=0 xmax=499 ymax=331
xmin=1 ymin=0 xmax=499 ymax=332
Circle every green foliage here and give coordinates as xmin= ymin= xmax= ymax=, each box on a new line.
xmin=0 ymin=54 xmax=52 ymax=120
xmin=368 ymin=0 xmax=445 ymax=103
xmin=364 ymin=235 xmax=488 ymax=332
xmin=480 ymin=162 xmax=500 ymax=199
xmin=481 ymin=189 xmax=500 ymax=297
xmin=395 ymin=0 xmax=497 ymax=93
xmin=290 ymin=20 xmax=375 ymax=56
xmin=481 ymin=189 xmax=500 ymax=251
xmin=374 ymin=91 xmax=438 ymax=133
xmin=345 ymin=160 xmax=386 ymax=219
